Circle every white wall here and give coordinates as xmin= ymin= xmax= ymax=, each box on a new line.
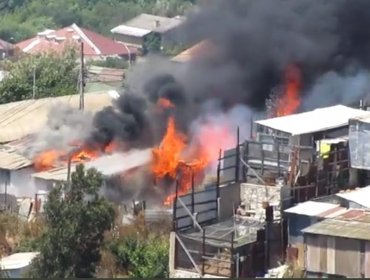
xmin=0 ymin=167 xmax=50 ymax=198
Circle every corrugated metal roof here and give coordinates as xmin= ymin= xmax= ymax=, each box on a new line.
xmin=0 ymin=150 xmax=32 ymax=170
xmin=302 ymin=218 xmax=370 ymax=241
xmin=124 ymin=13 xmax=179 ymax=32
xmin=284 ymin=201 xmax=341 ymax=216
xmin=255 ymin=105 xmax=369 ymax=135
xmin=0 ymin=92 xmax=113 ymax=143
xmin=110 ymin=25 xmax=151 ymax=37
xmin=336 ymin=186 xmax=370 ymax=208
xmin=349 ymin=112 xmax=370 ymax=124
xmin=334 ymin=209 xmax=369 ymax=220
xmin=32 ymin=148 xmax=152 ymax=181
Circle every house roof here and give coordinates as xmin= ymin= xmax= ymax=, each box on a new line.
xmin=32 ymin=148 xmax=152 ymax=181
xmin=0 ymin=38 xmax=14 ymax=51
xmin=335 ymin=186 xmax=370 ymax=208
xmin=0 ymin=92 xmax=113 ymax=143
xmin=349 ymin=112 xmax=370 ymax=124
xmin=111 ymin=13 xmax=183 ymax=37
xmin=284 ymin=201 xmax=342 ymax=217
xmin=0 ymin=252 xmax=39 ymax=270
xmin=255 ymin=105 xmax=369 ymax=135
xmin=171 ymin=40 xmax=212 ymax=63
xmin=0 ymin=150 xmax=32 ymax=170
xmin=16 ymin=23 xmax=137 ymax=56
xmin=302 ymin=218 xmax=370 ymax=241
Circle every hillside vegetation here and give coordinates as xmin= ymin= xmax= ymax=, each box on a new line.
xmin=0 ymin=0 xmax=195 ymax=42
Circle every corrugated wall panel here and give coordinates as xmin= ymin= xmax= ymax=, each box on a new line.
xmin=365 ymin=241 xmax=370 ymax=277
xmin=318 ymin=235 xmax=327 ymax=273
xmin=335 ymin=237 xmax=361 ymax=278
xmin=306 ymin=235 xmax=321 ymax=272
xmin=349 ymin=121 xmax=370 ymax=170
xmin=326 ymin=237 xmax=335 ymax=275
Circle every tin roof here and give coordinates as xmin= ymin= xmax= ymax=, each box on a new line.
xmin=335 ymin=186 xmax=370 ymax=208
xmin=284 ymin=201 xmax=341 ymax=217
xmin=302 ymin=218 xmax=370 ymax=241
xmin=255 ymin=105 xmax=369 ymax=135
xmin=0 ymin=150 xmax=32 ymax=170
xmin=32 ymin=148 xmax=152 ymax=181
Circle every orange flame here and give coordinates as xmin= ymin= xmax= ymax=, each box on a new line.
xmin=152 ymin=117 xmax=187 ymax=179
xmin=157 ymin=97 xmax=175 ymax=109
xmin=152 ymin=117 xmax=208 ymax=205
xmin=276 ymin=64 xmax=301 ymax=117
xmin=34 ymin=150 xmax=64 ymax=171
xmin=33 ymin=141 xmax=118 ymax=171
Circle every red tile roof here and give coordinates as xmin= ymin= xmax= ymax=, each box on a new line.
xmin=16 ymin=24 xmax=137 ymax=57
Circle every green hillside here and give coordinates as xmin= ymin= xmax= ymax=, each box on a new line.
xmin=0 ymin=0 xmax=195 ymax=42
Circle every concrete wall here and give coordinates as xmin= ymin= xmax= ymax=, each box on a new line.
xmin=219 ymin=182 xmax=241 ymax=221
xmin=240 ymin=183 xmax=290 ymax=221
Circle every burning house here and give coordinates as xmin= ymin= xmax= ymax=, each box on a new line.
xmin=31 ymin=149 xmax=156 ymax=204
xmin=0 ymin=92 xmax=113 ymax=199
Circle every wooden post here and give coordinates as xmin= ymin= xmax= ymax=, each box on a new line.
xmin=202 ymin=229 xmax=206 ymax=276
xmin=66 ymin=155 xmax=72 ymax=188
xmin=79 ymin=41 xmax=85 ymax=111
xmin=216 ymin=149 xmax=222 ymax=197
xmin=277 ymin=142 xmax=281 ymax=177
xmin=191 ymin=170 xmax=195 ymax=215
xmin=235 ymin=127 xmax=240 ymax=182
xmin=231 ymin=231 xmax=235 ymax=278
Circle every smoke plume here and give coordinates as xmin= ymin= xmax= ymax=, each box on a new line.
xmin=33 ymin=0 xmax=370 ymax=155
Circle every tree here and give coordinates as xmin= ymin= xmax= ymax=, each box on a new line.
xmin=0 ymin=48 xmax=78 ymax=104
xmin=107 ymin=217 xmax=171 ymax=278
xmin=27 ymin=164 xmax=115 ymax=278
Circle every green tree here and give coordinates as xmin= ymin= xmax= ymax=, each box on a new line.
xmin=0 ymin=48 xmax=78 ymax=104
xmin=27 ymin=164 xmax=115 ymax=278
xmin=107 ymin=217 xmax=171 ymax=278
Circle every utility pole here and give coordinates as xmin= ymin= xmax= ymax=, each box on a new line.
xmin=32 ymin=65 xmax=36 ymax=99
xmin=79 ymin=41 xmax=85 ymax=110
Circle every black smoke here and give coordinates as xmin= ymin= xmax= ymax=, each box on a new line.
xmin=88 ymin=0 xmax=370 ymax=148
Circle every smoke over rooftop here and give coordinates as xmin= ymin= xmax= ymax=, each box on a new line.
xmin=32 ymin=0 xmax=370 ymax=158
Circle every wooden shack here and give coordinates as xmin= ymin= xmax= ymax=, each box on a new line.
xmin=302 ymin=209 xmax=370 ymax=278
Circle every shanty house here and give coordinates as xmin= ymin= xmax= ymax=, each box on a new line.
xmin=245 ymin=105 xmax=369 ymax=200
xmin=111 ymin=13 xmax=184 ymax=53
xmin=283 ymin=201 xmax=346 ymax=268
xmin=31 ymin=149 xmax=153 ymax=204
xmin=0 ymin=92 xmax=113 ymax=199
xmin=302 ymin=209 xmax=370 ymax=278
xmin=348 ymin=113 xmax=370 ymax=185
xmin=0 ymin=149 xmax=40 ymax=198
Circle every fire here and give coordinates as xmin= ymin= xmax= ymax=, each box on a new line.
xmin=157 ymin=97 xmax=174 ymax=109
xmin=152 ymin=117 xmax=208 ymax=205
xmin=276 ymin=64 xmax=301 ymax=117
xmin=152 ymin=117 xmax=186 ymax=178
xmin=34 ymin=150 xmax=64 ymax=171
xmin=33 ymin=141 xmax=118 ymax=171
